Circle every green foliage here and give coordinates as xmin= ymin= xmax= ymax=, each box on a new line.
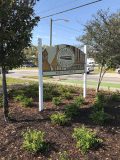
xmin=21 ymin=97 xmax=33 ymax=107
xmin=22 ymin=129 xmax=48 ymax=153
xmin=78 ymin=10 xmax=120 ymax=91
xmin=50 ymin=113 xmax=71 ymax=126
xmin=58 ymin=151 xmax=69 ymax=160
xmin=95 ymin=92 xmax=106 ymax=106
xmin=43 ymin=93 xmax=52 ymax=101
xmin=0 ymin=1 xmax=39 ymax=69
xmin=14 ymin=94 xmax=33 ymax=107
xmin=110 ymin=92 xmax=120 ymax=101
xmin=90 ymin=93 xmax=110 ymax=124
xmin=62 ymin=91 xmax=72 ymax=100
xmin=52 ymin=97 xmax=62 ymax=106
xmin=74 ymin=95 xmax=85 ymax=106
xmin=43 ymin=84 xmax=60 ymax=101
xmin=14 ymin=94 xmax=25 ymax=101
xmin=10 ymin=84 xmax=38 ymax=98
xmin=90 ymin=109 xmax=110 ymax=125
xmin=65 ymin=104 xmax=79 ymax=118
xmin=72 ymin=126 xmax=102 ymax=153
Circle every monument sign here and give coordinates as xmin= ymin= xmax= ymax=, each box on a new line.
xmin=42 ymin=44 xmax=85 ymax=76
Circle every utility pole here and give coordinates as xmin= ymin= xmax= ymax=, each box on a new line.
xmin=50 ymin=18 xmax=52 ymax=46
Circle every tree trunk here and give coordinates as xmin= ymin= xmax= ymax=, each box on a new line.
xmin=96 ymin=65 xmax=103 ymax=92
xmin=1 ymin=66 xmax=9 ymax=121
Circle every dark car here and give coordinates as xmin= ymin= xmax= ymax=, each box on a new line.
xmin=22 ymin=62 xmax=37 ymax=67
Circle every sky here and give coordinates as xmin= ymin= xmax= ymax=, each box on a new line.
xmin=32 ymin=0 xmax=120 ymax=46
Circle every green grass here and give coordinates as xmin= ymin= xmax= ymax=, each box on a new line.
xmin=22 ymin=76 xmax=52 ymax=80
xmin=60 ymin=79 xmax=120 ymax=89
xmin=0 ymin=77 xmax=33 ymax=87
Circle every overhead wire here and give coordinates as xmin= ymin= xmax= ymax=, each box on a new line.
xmin=36 ymin=0 xmax=81 ymax=15
xmin=40 ymin=0 xmax=102 ymax=19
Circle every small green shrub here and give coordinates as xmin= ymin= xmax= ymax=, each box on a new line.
xmin=74 ymin=95 xmax=85 ymax=106
xmin=65 ymin=104 xmax=79 ymax=118
xmin=14 ymin=94 xmax=25 ymax=101
xmin=58 ymin=151 xmax=69 ymax=160
xmin=21 ymin=97 xmax=33 ymax=107
xmin=94 ymin=92 xmax=106 ymax=106
xmin=72 ymin=126 xmax=102 ymax=153
xmin=50 ymin=113 xmax=71 ymax=126
xmin=22 ymin=129 xmax=48 ymax=153
xmin=52 ymin=97 xmax=62 ymax=106
xmin=14 ymin=94 xmax=33 ymax=107
xmin=110 ymin=92 xmax=120 ymax=101
xmin=43 ymin=92 xmax=52 ymax=101
xmin=62 ymin=91 xmax=72 ymax=100
xmin=90 ymin=109 xmax=110 ymax=125
xmin=58 ymin=86 xmax=68 ymax=94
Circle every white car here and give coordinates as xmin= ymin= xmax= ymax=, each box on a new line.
xmin=117 ymin=68 xmax=120 ymax=74
xmin=87 ymin=66 xmax=94 ymax=74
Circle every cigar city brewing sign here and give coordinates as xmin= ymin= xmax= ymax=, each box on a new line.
xmin=42 ymin=44 xmax=85 ymax=76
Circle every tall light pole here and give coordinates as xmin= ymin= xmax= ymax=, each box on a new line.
xmin=50 ymin=18 xmax=69 ymax=46
xmin=50 ymin=18 xmax=53 ymax=46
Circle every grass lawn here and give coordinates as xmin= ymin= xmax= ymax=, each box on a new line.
xmin=21 ymin=75 xmax=120 ymax=90
xmin=61 ymin=79 xmax=120 ymax=89
xmin=0 ymin=77 xmax=33 ymax=87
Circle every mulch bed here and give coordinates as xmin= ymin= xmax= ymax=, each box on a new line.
xmin=0 ymin=89 xmax=120 ymax=160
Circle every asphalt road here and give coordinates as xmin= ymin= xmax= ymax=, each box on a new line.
xmin=6 ymin=69 xmax=120 ymax=84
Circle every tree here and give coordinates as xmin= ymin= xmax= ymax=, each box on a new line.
xmin=77 ymin=10 xmax=120 ymax=92
xmin=23 ymin=45 xmax=38 ymax=66
xmin=0 ymin=0 xmax=39 ymax=121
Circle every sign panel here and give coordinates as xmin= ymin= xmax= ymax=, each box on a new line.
xmin=42 ymin=44 xmax=85 ymax=76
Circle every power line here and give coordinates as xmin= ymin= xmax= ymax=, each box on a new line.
xmin=40 ymin=0 xmax=102 ymax=19
xmin=36 ymin=0 xmax=80 ymax=15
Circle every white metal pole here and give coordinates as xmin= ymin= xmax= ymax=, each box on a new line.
xmin=83 ymin=45 xmax=87 ymax=98
xmin=38 ymin=38 xmax=43 ymax=111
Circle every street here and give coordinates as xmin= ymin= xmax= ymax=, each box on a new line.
xmin=6 ymin=69 xmax=120 ymax=84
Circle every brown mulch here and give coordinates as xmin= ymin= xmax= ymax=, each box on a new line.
xmin=0 ymin=89 xmax=120 ymax=160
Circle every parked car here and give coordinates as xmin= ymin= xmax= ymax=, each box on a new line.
xmin=22 ymin=62 xmax=37 ymax=67
xmin=86 ymin=65 xmax=94 ymax=74
xmin=116 ymin=68 xmax=120 ymax=74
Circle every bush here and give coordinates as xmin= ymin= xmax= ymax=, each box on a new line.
xmin=58 ymin=151 xmax=69 ymax=160
xmin=94 ymin=92 xmax=106 ymax=106
xmin=43 ymin=92 xmax=52 ymax=101
xmin=52 ymin=97 xmax=62 ymax=106
xmin=110 ymin=92 xmax=120 ymax=101
xmin=74 ymin=95 xmax=85 ymax=106
xmin=21 ymin=97 xmax=33 ymax=107
xmin=50 ymin=113 xmax=71 ymax=126
xmin=14 ymin=95 xmax=33 ymax=107
xmin=72 ymin=126 xmax=102 ymax=153
xmin=58 ymin=86 xmax=76 ymax=94
xmin=14 ymin=94 xmax=25 ymax=101
xmin=62 ymin=91 xmax=72 ymax=100
xmin=22 ymin=129 xmax=48 ymax=153
xmin=90 ymin=109 xmax=110 ymax=125
xmin=65 ymin=104 xmax=79 ymax=118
